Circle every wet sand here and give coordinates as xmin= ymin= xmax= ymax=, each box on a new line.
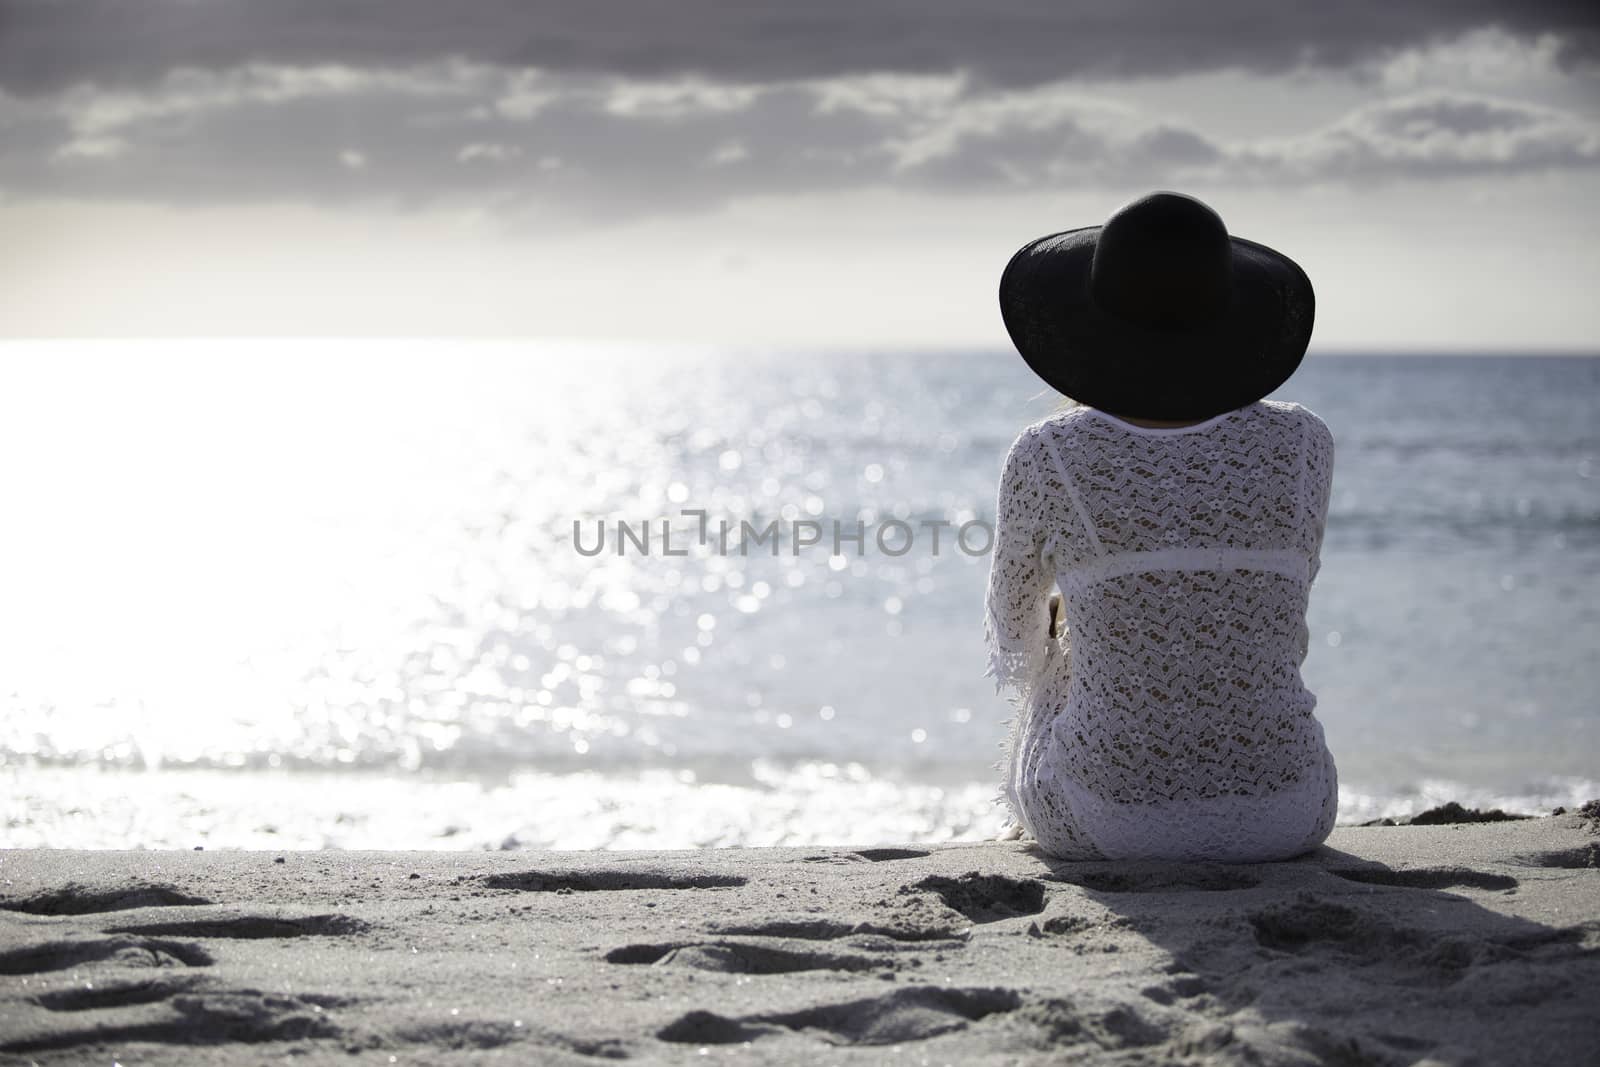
xmin=2 ymin=808 xmax=1597 ymax=1065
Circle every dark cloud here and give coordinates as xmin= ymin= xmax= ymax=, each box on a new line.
xmin=1 ymin=4 xmax=1594 ymax=222
xmin=1 ymin=0 xmax=1596 ymax=96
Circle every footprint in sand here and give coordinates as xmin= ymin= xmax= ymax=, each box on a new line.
xmin=657 ymin=985 xmax=1022 ymax=1046
xmin=103 ymin=914 xmax=370 ymax=939
xmin=1010 ymin=996 xmax=1171 ymax=1050
xmin=1247 ymin=892 xmax=1521 ymax=982
xmin=1326 ymin=866 xmax=1518 ymax=891
xmin=1514 ymin=844 xmax=1600 ymax=869
xmin=481 ymin=870 xmax=746 ymax=892
xmin=0 ymin=883 xmax=212 ymax=915
xmin=33 ymin=975 xmax=205 ymax=1012
xmin=708 ymin=917 xmax=970 ymax=943
xmin=800 ymin=848 xmax=933 ymax=864
xmin=905 ymin=873 xmax=1048 ymax=923
xmin=4 ymin=991 xmax=341 ymax=1055
xmin=0 ymin=935 xmax=214 ymax=975
xmin=854 ymin=848 xmax=932 ymax=862
xmin=604 ymin=940 xmax=883 ymax=973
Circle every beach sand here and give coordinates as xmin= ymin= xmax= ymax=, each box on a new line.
xmin=2 ymin=807 xmax=1596 ymax=1065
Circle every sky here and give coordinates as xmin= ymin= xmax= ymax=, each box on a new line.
xmin=1 ymin=0 xmax=1597 ymax=350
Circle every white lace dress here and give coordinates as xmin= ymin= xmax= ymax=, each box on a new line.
xmin=982 ymin=399 xmax=1338 ymax=862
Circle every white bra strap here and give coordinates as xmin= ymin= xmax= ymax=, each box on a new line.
xmin=1038 ymin=427 xmax=1105 ymax=557
xmin=1057 ymin=546 xmax=1311 ymax=592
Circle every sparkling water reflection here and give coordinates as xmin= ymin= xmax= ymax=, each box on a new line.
xmin=1 ymin=341 xmax=1596 ymax=847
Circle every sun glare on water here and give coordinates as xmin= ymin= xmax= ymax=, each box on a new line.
xmin=0 ymin=337 xmax=639 ymax=767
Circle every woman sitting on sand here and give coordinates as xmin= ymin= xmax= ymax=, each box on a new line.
xmin=983 ymin=191 xmax=1337 ymax=862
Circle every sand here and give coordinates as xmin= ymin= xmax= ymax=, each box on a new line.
xmin=2 ymin=808 xmax=1597 ymax=1066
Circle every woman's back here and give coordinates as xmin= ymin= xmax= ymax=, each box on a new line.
xmin=985 ymin=398 xmax=1337 ymax=861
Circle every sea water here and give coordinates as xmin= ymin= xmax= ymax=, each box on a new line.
xmin=2 ymin=341 xmax=1595 ymax=848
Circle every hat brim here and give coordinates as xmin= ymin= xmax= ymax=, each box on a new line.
xmin=998 ymin=225 xmax=1315 ymax=421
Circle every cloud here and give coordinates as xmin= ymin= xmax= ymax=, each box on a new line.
xmin=3 ymin=62 xmax=1596 ymax=222
xmin=1376 ymin=26 xmax=1574 ymax=89
xmin=1 ymin=4 xmax=1596 ymax=224
xmin=1 ymin=0 xmax=1596 ymax=97
xmin=1236 ymin=91 xmax=1600 ymax=179
xmin=878 ymin=91 xmax=1227 ymax=189
xmin=52 ymin=134 xmax=128 ymax=161
xmin=457 ymin=141 xmax=523 ymax=163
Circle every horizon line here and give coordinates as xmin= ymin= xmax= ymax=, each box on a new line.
xmin=0 ymin=336 xmax=1596 ymax=358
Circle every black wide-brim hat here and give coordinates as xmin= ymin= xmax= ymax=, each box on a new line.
xmin=999 ymin=191 xmax=1315 ymax=421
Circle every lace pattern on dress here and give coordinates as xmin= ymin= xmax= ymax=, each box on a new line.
xmin=981 ymin=399 xmax=1338 ymax=862
xmin=981 ymin=425 xmax=1068 ymax=826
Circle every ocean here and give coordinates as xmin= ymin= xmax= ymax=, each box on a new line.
xmin=2 ymin=341 xmax=1596 ymax=849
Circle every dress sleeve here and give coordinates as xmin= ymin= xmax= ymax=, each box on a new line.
xmin=1297 ymin=410 xmax=1336 ymax=666
xmin=982 ymin=427 xmax=1062 ymax=705
xmin=1305 ymin=413 xmax=1335 ymax=588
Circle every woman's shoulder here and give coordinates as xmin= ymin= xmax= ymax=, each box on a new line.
xmin=1027 ymin=404 xmax=1095 ymax=436
xmin=996 ymin=407 xmax=1090 ymax=476
xmin=1260 ymin=399 xmax=1334 ymax=450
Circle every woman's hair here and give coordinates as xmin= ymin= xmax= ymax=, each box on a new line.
xmin=1027 ymin=387 xmax=1081 ymax=412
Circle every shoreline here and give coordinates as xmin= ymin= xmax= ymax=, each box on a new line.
xmin=3 ymin=809 xmax=1598 ymax=1064
xmin=7 ymin=764 xmax=1596 ymax=853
